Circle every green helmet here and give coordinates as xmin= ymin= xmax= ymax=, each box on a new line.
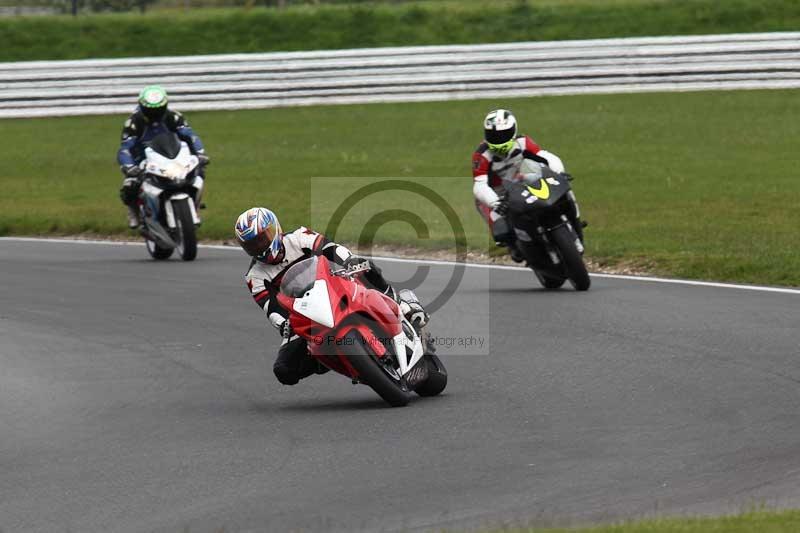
xmin=138 ymin=85 xmax=168 ymax=122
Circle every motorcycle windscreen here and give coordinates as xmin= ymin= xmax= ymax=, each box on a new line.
xmin=518 ymin=158 xmax=544 ymax=180
xmin=280 ymin=256 xmax=318 ymax=297
xmin=145 ymin=132 xmax=182 ymax=159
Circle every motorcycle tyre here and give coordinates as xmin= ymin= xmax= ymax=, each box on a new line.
xmin=534 ymin=269 xmax=567 ymax=290
xmin=146 ymin=238 xmax=173 ymax=260
xmin=414 ymin=354 xmax=448 ymax=397
xmin=550 ymin=225 xmax=591 ymax=291
xmin=342 ymin=330 xmax=413 ymax=407
xmin=173 ymin=199 xmax=198 ymax=261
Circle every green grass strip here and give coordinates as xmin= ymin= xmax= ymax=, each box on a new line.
xmin=2 ymin=0 xmax=800 ymax=61
xmin=500 ymin=509 xmax=800 ymax=532
xmin=1 ymin=89 xmax=798 ymax=286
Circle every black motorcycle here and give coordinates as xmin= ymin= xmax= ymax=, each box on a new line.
xmin=500 ymin=162 xmax=590 ymax=291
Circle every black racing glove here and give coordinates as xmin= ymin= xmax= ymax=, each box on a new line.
xmin=344 ymin=255 xmax=399 ymax=300
xmin=122 ymin=164 xmax=142 ymax=178
xmin=492 ymin=192 xmax=509 ymax=218
xmin=343 ymin=254 xmax=363 ymax=266
xmin=280 ymin=319 xmax=292 ymax=340
xmin=197 ymin=154 xmax=210 ymax=167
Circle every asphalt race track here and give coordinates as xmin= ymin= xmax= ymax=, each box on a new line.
xmin=2 ymin=238 xmax=799 ymax=533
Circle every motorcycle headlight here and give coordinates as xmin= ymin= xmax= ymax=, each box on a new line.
xmin=164 ymin=162 xmax=186 ymax=180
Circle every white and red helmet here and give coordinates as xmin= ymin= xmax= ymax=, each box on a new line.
xmin=234 ymin=207 xmax=284 ymax=264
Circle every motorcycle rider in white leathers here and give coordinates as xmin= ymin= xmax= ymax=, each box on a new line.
xmin=234 ymin=207 xmax=429 ymax=386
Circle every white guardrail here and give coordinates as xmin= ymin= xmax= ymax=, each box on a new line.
xmin=1 ymin=32 xmax=799 ymax=118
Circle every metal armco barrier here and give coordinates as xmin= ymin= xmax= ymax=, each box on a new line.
xmin=1 ymin=32 xmax=798 ymax=118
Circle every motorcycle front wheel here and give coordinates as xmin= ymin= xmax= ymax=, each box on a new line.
xmin=172 ymin=199 xmax=197 ymax=261
xmin=550 ymin=225 xmax=590 ymax=291
xmin=342 ymin=330 xmax=413 ymax=407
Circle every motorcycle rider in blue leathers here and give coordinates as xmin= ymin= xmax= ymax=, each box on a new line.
xmin=117 ymin=85 xmax=209 ymax=228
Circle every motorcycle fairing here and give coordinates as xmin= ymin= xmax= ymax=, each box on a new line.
xmin=292 ymin=279 xmax=335 ymax=328
xmin=514 ymin=176 xmax=570 ymax=209
xmin=394 ymin=318 xmax=424 ymax=376
xmin=143 ymin=142 xmax=198 ymax=181
xmin=139 ymin=183 xmax=191 ymax=248
xmin=141 ymin=180 xmax=163 ymax=220
xmin=506 ymin=177 xmax=578 ymax=274
xmin=139 ymin=180 xmax=174 ymax=247
xmin=277 ymin=255 xmax=424 ymax=378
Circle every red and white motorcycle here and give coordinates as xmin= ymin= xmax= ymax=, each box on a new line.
xmin=276 ymin=255 xmax=447 ymax=407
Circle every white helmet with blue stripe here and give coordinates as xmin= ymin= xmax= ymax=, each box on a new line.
xmin=234 ymin=207 xmax=284 ymax=264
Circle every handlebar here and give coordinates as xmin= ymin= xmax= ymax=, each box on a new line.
xmin=331 ymin=260 xmax=371 ymax=279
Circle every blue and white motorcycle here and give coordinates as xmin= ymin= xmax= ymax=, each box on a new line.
xmin=136 ymin=132 xmax=203 ymax=261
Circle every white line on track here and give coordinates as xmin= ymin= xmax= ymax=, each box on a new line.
xmin=3 ymin=236 xmax=799 ymax=296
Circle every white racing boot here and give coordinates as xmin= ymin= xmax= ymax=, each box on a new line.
xmin=398 ymin=289 xmax=429 ymax=329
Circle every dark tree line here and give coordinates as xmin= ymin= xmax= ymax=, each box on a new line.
xmin=63 ymin=0 xmax=157 ymax=13
xmin=26 ymin=0 xmax=406 ymax=15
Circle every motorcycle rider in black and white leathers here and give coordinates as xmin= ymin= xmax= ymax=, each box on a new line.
xmin=234 ymin=207 xmax=429 ymax=386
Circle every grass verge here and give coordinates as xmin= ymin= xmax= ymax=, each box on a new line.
xmin=2 ymin=0 xmax=800 ymax=61
xmin=503 ymin=509 xmax=800 ymax=532
xmin=1 ymin=89 xmax=798 ymax=286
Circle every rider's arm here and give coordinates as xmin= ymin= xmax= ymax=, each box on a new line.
xmin=319 ymin=238 xmax=353 ymax=266
xmin=117 ymin=116 xmax=140 ymax=168
xmin=169 ymin=111 xmax=206 ymax=155
xmin=245 ymin=267 xmax=285 ymax=331
xmin=299 ymin=227 xmax=397 ymax=299
xmin=522 ymin=136 xmax=565 ymax=173
xmin=472 ymin=149 xmax=500 ymax=208
xmin=287 ymin=227 xmax=353 ymax=266
xmin=536 ymin=150 xmax=565 ymax=173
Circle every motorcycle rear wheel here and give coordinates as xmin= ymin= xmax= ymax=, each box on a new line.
xmin=414 ymin=354 xmax=448 ymax=397
xmin=534 ymin=270 xmax=566 ymax=290
xmin=145 ymin=238 xmax=173 ymax=260
xmin=342 ymin=330 xmax=413 ymax=407
xmin=550 ymin=225 xmax=590 ymax=291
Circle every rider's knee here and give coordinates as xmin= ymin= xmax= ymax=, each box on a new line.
xmin=273 ymin=337 xmax=309 ymax=385
xmin=492 ymin=217 xmax=513 ymax=244
xmin=119 ymin=188 xmax=137 ymax=206
xmin=273 ymin=362 xmax=301 ymax=385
